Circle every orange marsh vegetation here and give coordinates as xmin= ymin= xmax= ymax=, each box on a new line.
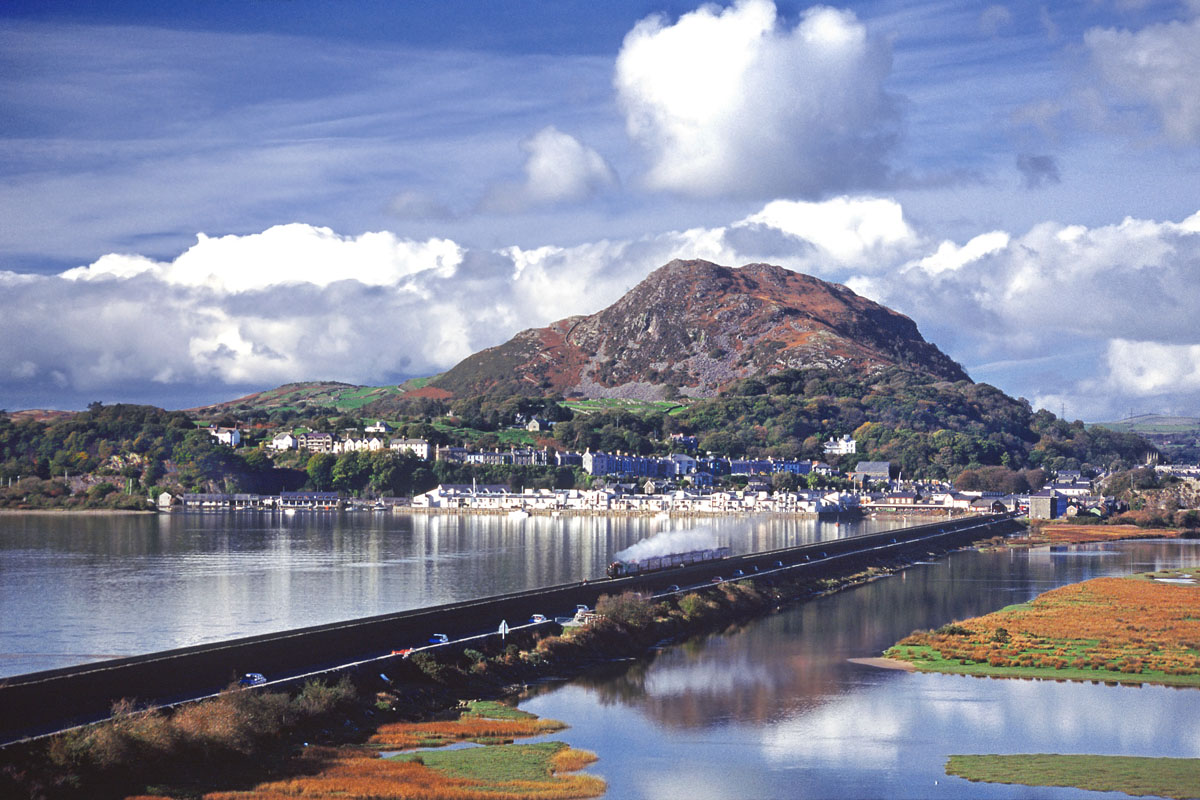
xmin=199 ymin=703 xmax=603 ymax=800
xmin=1018 ymin=523 xmax=1182 ymax=545
xmin=891 ymin=574 xmax=1200 ymax=683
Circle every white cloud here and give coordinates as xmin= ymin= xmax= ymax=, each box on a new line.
xmin=737 ymin=196 xmax=918 ymax=267
xmin=1105 ymin=339 xmax=1200 ymax=396
xmin=1086 ymin=16 xmax=1200 ymax=142
xmin=61 ymin=224 xmax=463 ymax=292
xmin=909 ymin=230 xmax=1009 ymax=275
xmin=6 ymin=198 xmax=1200 ymax=421
xmin=522 ymin=127 xmax=615 ymax=205
xmin=482 ymin=127 xmax=615 ymax=212
xmin=614 ymin=0 xmax=898 ymax=198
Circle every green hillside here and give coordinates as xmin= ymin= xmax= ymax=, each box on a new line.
xmin=1089 ymin=414 xmax=1200 ymax=435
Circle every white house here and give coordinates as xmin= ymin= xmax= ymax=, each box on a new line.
xmin=823 ymin=434 xmax=857 ymax=456
xmin=365 ymin=420 xmax=393 ymax=434
xmin=209 ymin=427 xmax=241 ymax=447
xmin=269 ymin=432 xmax=297 ymax=451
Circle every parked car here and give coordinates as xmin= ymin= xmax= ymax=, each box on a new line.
xmin=428 ymin=633 xmax=449 ymax=644
xmin=732 ymin=569 xmax=745 ymax=577
xmin=530 ymin=614 xmax=548 ymax=624
xmin=239 ymin=672 xmax=266 ymax=687
xmin=575 ymin=604 xmax=590 ymax=613
xmin=391 ymin=648 xmax=414 ymax=658
xmin=666 ymin=584 xmax=680 ymax=592
xmin=710 ymin=576 xmax=723 ymax=583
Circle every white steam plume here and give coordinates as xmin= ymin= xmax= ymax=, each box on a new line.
xmin=615 ymin=528 xmax=721 ymax=562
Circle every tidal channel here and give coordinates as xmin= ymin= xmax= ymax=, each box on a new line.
xmin=521 ymin=540 xmax=1200 ymax=799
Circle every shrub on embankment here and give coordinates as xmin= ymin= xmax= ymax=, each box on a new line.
xmin=0 ymin=677 xmax=358 ymax=800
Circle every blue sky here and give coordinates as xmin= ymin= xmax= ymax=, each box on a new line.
xmin=2 ymin=0 xmax=1200 ymax=421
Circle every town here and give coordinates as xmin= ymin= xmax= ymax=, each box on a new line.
xmin=171 ymin=419 xmax=1134 ymax=520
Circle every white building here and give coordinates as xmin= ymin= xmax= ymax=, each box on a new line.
xmin=209 ymin=427 xmax=241 ymax=447
xmin=823 ymin=434 xmax=856 ymax=456
xmin=390 ymin=438 xmax=431 ymax=460
xmin=269 ymin=432 xmax=297 ymax=451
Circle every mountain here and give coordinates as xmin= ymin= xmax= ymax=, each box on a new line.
xmin=430 ymin=259 xmax=968 ymax=400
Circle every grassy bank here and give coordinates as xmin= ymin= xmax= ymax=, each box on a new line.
xmin=946 ymin=753 xmax=1200 ymax=799
xmin=887 ymin=570 xmax=1200 ymax=686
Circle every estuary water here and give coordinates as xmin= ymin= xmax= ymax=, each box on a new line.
xmin=0 ymin=511 xmax=901 ymax=678
xmin=521 ymin=540 xmax=1200 ymax=799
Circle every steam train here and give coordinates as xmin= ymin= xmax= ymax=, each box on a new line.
xmin=606 ymin=546 xmax=731 ymax=578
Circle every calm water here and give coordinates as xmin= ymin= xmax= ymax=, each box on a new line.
xmin=0 ymin=511 xmax=902 ymax=677
xmin=522 ymin=541 xmax=1200 ymax=799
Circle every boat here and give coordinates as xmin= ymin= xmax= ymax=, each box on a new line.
xmin=507 ymin=509 xmax=530 ymax=520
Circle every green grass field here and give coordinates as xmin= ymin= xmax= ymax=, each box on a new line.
xmin=431 ymin=421 xmax=538 ymax=446
xmin=396 ymin=742 xmax=569 ymax=783
xmin=885 ymin=643 xmax=1200 ymax=688
xmin=946 ymin=754 xmax=1200 ymax=799
xmin=1088 ymin=414 xmax=1200 ymax=434
xmin=561 ymin=398 xmax=687 ymax=416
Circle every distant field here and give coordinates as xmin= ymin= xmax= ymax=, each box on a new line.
xmin=562 ymin=398 xmax=688 ymax=416
xmin=1089 ymin=414 xmax=1200 ymax=434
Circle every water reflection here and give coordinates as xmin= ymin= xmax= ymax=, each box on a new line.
xmin=0 ymin=511 xmax=903 ymax=677
xmin=523 ymin=542 xmax=1200 ymax=799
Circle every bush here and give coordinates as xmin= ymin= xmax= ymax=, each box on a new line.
xmin=292 ymin=676 xmax=356 ymax=717
xmin=595 ymin=592 xmax=654 ymax=629
xmin=677 ymin=593 xmax=709 ymax=621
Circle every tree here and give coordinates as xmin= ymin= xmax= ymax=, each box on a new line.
xmin=306 ymin=452 xmax=336 ymax=491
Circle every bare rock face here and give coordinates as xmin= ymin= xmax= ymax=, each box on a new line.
xmin=431 ymin=259 xmax=968 ymax=399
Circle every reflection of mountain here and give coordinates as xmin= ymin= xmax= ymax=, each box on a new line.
xmin=559 ymin=551 xmax=1065 ymax=730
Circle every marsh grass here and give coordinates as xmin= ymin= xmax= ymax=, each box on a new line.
xmin=205 ymin=706 xmax=604 ymax=800
xmin=888 ymin=575 xmax=1200 ymax=686
xmin=947 ymin=753 xmax=1200 ymax=799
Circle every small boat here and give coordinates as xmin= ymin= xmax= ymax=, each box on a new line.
xmin=508 ymin=509 xmax=530 ymax=520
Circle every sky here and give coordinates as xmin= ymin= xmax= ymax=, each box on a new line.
xmin=2 ymin=0 xmax=1200 ymax=421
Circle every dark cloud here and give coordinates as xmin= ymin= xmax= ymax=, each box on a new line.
xmin=1016 ymin=154 xmax=1061 ymax=189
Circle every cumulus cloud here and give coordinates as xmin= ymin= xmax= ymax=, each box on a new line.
xmin=859 ymin=208 xmax=1200 ymax=417
xmin=908 ymin=230 xmax=1010 ymax=275
xmin=614 ymin=0 xmax=899 ymax=198
xmin=735 ymin=196 xmax=918 ymax=268
xmin=482 ymin=127 xmax=615 ymax=212
xmin=60 ymin=224 xmax=463 ymax=292
xmin=1105 ymin=340 xmax=1200 ymax=396
xmin=1086 ymin=15 xmax=1200 ymax=142
xmin=6 ymin=199 xmax=1200 ymax=420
